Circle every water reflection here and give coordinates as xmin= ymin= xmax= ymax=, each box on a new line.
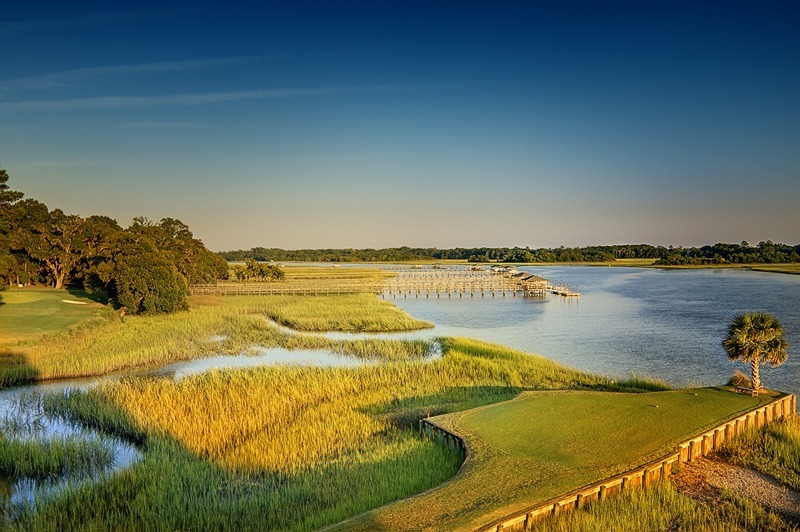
xmin=0 ymin=386 xmax=140 ymax=511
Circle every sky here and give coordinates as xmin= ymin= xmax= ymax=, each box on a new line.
xmin=1 ymin=1 xmax=799 ymax=251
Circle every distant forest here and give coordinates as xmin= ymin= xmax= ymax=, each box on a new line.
xmin=221 ymin=242 xmax=800 ymax=265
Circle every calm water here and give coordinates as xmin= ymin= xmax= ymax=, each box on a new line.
xmin=386 ymin=266 xmax=800 ymax=395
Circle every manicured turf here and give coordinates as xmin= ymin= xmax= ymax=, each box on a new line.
xmin=460 ymin=389 xmax=762 ymax=467
xmin=0 ymin=287 xmax=108 ymax=343
xmin=341 ymin=388 xmax=773 ymax=531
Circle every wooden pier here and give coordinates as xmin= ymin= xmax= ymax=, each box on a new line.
xmin=381 ymin=270 xmax=579 ymax=299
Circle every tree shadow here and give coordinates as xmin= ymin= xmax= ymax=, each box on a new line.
xmin=65 ymin=285 xmax=109 ymax=305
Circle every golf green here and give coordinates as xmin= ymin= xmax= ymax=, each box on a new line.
xmin=0 ymin=288 xmax=104 ymax=342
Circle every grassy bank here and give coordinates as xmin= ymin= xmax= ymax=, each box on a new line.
xmin=0 ymin=292 xmax=431 ymax=387
xmin=12 ymin=338 xmax=662 ymax=530
xmin=749 ymin=264 xmax=800 ymax=275
xmin=651 ymin=262 xmax=800 ymax=274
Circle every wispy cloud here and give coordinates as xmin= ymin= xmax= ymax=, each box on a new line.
xmin=0 ymin=8 xmax=194 ymax=36
xmin=127 ymin=121 xmax=202 ymax=129
xmin=0 ymin=86 xmax=408 ymax=112
xmin=0 ymin=58 xmax=257 ymax=93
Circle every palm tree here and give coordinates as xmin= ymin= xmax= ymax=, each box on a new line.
xmin=723 ymin=312 xmax=789 ymax=392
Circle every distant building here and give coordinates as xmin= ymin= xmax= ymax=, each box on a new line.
xmin=515 ymin=273 xmax=548 ymax=292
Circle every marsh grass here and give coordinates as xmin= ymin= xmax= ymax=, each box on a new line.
xmin=0 ymin=293 xmax=432 ymax=387
xmin=245 ymin=294 xmax=433 ymax=332
xmin=282 ymin=266 xmax=394 ymax=281
xmin=749 ymin=264 xmax=800 ymax=275
xmin=0 ymin=436 xmax=115 ymax=481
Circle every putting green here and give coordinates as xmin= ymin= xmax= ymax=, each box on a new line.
xmin=0 ymin=288 xmax=105 ymax=343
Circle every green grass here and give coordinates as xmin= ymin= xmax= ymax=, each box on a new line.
xmin=342 ymin=388 xmax=772 ymax=530
xmin=460 ymin=389 xmax=763 ymax=466
xmin=0 ymin=287 xmax=112 ymax=343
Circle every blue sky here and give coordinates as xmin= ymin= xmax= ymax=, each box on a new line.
xmin=1 ymin=1 xmax=799 ymax=251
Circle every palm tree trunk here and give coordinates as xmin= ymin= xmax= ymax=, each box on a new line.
xmin=750 ymin=360 xmax=762 ymax=390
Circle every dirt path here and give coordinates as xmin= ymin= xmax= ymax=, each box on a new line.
xmin=673 ymin=456 xmax=800 ymax=521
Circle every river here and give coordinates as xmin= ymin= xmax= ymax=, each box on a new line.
xmin=385 ymin=266 xmax=800 ymax=395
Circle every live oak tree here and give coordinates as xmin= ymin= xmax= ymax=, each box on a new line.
xmin=723 ymin=312 xmax=789 ymax=391
xmin=0 ymin=167 xmax=24 ymax=285
xmin=13 ymin=201 xmax=89 ymax=289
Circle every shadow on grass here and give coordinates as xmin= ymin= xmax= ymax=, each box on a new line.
xmin=0 ymin=350 xmax=39 ymax=388
xmin=65 ymin=285 xmax=109 ymax=305
xmin=368 ymin=385 xmax=524 ymax=429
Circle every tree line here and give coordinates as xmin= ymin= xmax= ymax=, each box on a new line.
xmin=653 ymin=241 xmax=800 ymax=265
xmin=220 ymin=242 xmax=800 ymax=265
xmin=219 ymin=245 xmax=663 ymax=263
xmin=0 ymin=167 xmax=227 ymax=314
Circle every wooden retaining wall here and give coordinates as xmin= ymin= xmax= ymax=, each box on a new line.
xmin=477 ymin=393 xmax=795 ymax=531
xmin=420 ymin=418 xmax=469 ymax=462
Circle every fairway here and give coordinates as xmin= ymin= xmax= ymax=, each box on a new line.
xmin=343 ymin=388 xmax=773 ymax=531
xmin=0 ymin=288 xmax=107 ymax=343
